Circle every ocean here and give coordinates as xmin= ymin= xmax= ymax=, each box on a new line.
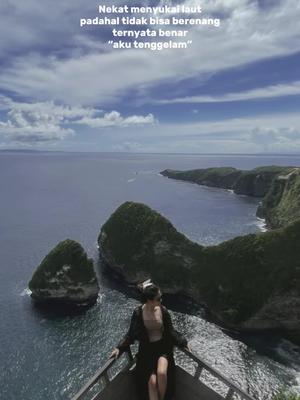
xmin=0 ymin=151 xmax=300 ymax=400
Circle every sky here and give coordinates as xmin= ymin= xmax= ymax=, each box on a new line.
xmin=0 ymin=0 xmax=300 ymax=153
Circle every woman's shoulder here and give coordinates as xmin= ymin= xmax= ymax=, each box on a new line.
xmin=133 ymin=304 xmax=143 ymax=315
xmin=160 ymin=304 xmax=169 ymax=314
xmin=132 ymin=304 xmax=168 ymax=316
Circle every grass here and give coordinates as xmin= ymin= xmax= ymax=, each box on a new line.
xmin=273 ymin=388 xmax=300 ymax=400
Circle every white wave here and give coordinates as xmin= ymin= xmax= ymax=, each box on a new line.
xmin=20 ymin=287 xmax=32 ymax=296
xmin=275 ymin=339 xmax=300 ymax=371
xmin=256 ymin=217 xmax=267 ymax=232
xmin=127 ymin=178 xmax=135 ymax=183
xmin=96 ymin=293 xmax=104 ymax=304
xmin=291 ymin=374 xmax=300 ymax=394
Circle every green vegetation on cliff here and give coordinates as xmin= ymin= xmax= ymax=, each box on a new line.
xmin=98 ymin=202 xmax=201 ymax=286
xmin=29 ymin=239 xmax=95 ymax=289
xmin=29 ymin=239 xmax=99 ymax=305
xmin=161 ymin=166 xmax=292 ymax=197
xmin=202 ymin=221 xmax=300 ymax=321
xmin=273 ymin=388 xmax=300 ymax=400
xmin=161 ymin=167 xmax=242 ymax=190
xmin=233 ymin=166 xmax=293 ymax=196
xmin=99 ymin=202 xmax=300 ymax=341
xmin=258 ymin=169 xmax=300 ymax=228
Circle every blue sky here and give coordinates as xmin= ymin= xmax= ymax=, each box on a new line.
xmin=0 ymin=0 xmax=300 ymax=153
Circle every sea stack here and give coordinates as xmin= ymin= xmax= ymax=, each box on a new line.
xmin=28 ymin=239 xmax=99 ymax=307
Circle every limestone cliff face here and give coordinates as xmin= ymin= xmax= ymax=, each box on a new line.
xmin=28 ymin=239 xmax=99 ymax=307
xmin=161 ymin=166 xmax=300 ymax=229
xmin=257 ymin=168 xmax=300 ymax=228
xmin=99 ymin=202 xmax=300 ymax=344
xmin=233 ymin=167 xmax=286 ymax=197
xmin=161 ymin=166 xmax=291 ymax=197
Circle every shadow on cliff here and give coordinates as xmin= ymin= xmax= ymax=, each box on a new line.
xmin=96 ymin=255 xmax=206 ymax=318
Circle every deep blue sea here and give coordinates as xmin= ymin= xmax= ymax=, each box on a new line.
xmin=1 ymin=152 xmax=300 ymax=400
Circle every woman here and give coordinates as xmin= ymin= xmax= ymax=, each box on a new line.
xmin=109 ymin=281 xmax=190 ymax=400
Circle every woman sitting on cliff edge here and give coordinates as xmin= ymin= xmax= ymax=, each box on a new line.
xmin=109 ymin=280 xmax=191 ymax=400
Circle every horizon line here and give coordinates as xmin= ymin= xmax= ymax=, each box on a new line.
xmin=1 ymin=149 xmax=300 ymax=157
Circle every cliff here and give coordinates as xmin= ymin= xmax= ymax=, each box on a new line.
xmin=161 ymin=167 xmax=242 ymax=191
xmin=161 ymin=166 xmax=299 ymax=228
xmin=28 ymin=239 xmax=99 ymax=307
xmin=99 ymin=202 xmax=300 ymax=344
xmin=257 ymin=168 xmax=300 ymax=228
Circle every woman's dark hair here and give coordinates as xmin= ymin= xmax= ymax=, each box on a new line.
xmin=143 ymin=284 xmax=160 ymax=300
xmin=137 ymin=282 xmax=160 ymax=302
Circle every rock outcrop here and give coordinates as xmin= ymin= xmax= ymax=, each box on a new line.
xmin=28 ymin=239 xmax=99 ymax=307
xmin=99 ymin=202 xmax=300 ymax=344
xmin=161 ymin=166 xmax=300 ymax=228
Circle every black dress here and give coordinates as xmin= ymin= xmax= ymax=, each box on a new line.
xmin=117 ymin=304 xmax=187 ymax=400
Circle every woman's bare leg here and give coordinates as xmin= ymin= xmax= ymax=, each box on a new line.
xmin=148 ymin=373 xmax=159 ymax=400
xmin=157 ymin=356 xmax=168 ymax=400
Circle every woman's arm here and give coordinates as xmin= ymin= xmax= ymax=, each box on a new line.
xmin=116 ymin=307 xmax=140 ymax=353
xmin=164 ymin=307 xmax=188 ymax=349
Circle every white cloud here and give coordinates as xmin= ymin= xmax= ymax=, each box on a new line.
xmin=0 ymin=96 xmax=158 ymax=144
xmin=0 ymin=97 xmax=95 ymax=143
xmin=156 ymin=80 xmax=300 ymax=104
xmin=76 ymin=111 xmax=156 ymax=128
xmin=121 ymin=111 xmax=300 ymax=153
xmin=1 ymin=0 xmax=300 ymax=105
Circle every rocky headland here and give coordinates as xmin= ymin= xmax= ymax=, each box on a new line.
xmin=99 ymin=202 xmax=300 ymax=344
xmin=28 ymin=239 xmax=99 ymax=307
xmin=161 ymin=166 xmax=300 ymax=228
